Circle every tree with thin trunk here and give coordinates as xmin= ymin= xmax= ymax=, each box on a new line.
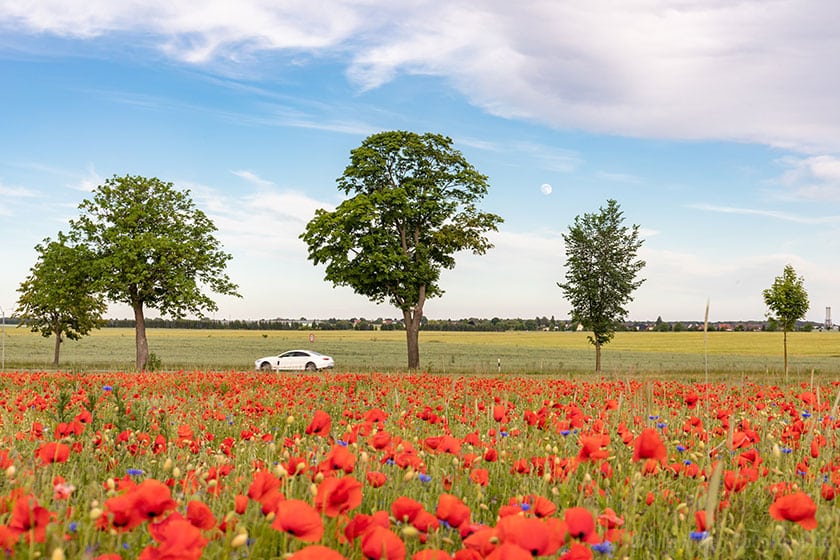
xmin=763 ymin=264 xmax=809 ymax=377
xmin=15 ymin=232 xmax=106 ymax=366
xmin=557 ymin=199 xmax=645 ymax=372
xmin=301 ymin=131 xmax=502 ymax=370
xmin=70 ymin=175 xmax=240 ymax=370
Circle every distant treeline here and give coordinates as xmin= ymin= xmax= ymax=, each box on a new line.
xmin=92 ymin=316 xmax=823 ymax=332
xmin=3 ymin=315 xmax=823 ymax=332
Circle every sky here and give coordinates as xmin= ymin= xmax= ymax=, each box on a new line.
xmin=1 ymin=1 xmax=839 ymax=324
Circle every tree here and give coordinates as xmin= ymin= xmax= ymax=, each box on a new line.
xmin=557 ymin=199 xmax=645 ymax=372
xmin=301 ymin=131 xmax=502 ymax=369
xmin=16 ymin=232 xmax=106 ymax=366
xmin=763 ymin=264 xmax=809 ymax=376
xmin=70 ymin=175 xmax=240 ymax=370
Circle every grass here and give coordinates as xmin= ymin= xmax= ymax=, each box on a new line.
xmin=1 ymin=327 xmax=838 ymax=376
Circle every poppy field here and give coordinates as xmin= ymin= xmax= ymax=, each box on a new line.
xmin=1 ymin=369 xmax=839 ymax=559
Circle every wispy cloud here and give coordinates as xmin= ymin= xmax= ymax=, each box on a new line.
xmin=0 ymin=183 xmax=37 ymax=198
xmin=5 ymin=2 xmax=840 ymax=153
xmin=231 ymin=170 xmax=274 ymax=187
xmin=690 ymin=203 xmax=840 ymax=225
xmin=776 ymin=155 xmax=840 ymax=202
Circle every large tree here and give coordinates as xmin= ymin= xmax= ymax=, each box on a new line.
xmin=70 ymin=175 xmax=240 ymax=370
xmin=557 ymin=199 xmax=645 ymax=372
xmin=301 ymin=131 xmax=502 ymax=369
xmin=16 ymin=232 xmax=106 ymax=366
xmin=763 ymin=264 xmax=809 ymax=376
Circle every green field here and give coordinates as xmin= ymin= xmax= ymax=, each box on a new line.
xmin=1 ymin=327 xmax=838 ymax=376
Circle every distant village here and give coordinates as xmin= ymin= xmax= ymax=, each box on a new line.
xmin=18 ymin=315 xmax=829 ymax=332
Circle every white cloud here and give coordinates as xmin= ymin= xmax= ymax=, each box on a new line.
xmin=777 ymin=155 xmax=840 ymax=202
xmin=689 ymin=203 xmax=840 ymax=225
xmin=4 ymin=1 xmax=840 ymax=153
xmin=231 ymin=170 xmax=274 ymax=187
xmin=0 ymin=183 xmax=37 ymax=198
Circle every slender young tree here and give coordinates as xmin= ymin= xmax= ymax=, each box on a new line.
xmin=763 ymin=264 xmax=809 ymax=376
xmin=70 ymin=175 xmax=240 ymax=370
xmin=301 ymin=131 xmax=502 ymax=369
xmin=557 ymin=199 xmax=645 ymax=372
xmin=16 ymin=232 xmax=106 ymax=366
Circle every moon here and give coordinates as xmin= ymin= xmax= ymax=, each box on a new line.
xmin=540 ymin=183 xmax=552 ymax=195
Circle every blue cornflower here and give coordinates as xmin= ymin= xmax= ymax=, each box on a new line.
xmin=127 ymin=468 xmax=144 ymax=476
xmin=103 ymin=385 xmax=113 ymax=392
xmin=592 ymin=540 xmax=614 ymax=556
xmin=337 ymin=440 xmax=348 ymax=447
xmin=648 ymin=415 xmax=659 ymax=420
xmin=690 ymin=531 xmax=709 ymax=541
xmin=683 ymin=459 xmax=693 ymax=465
xmin=657 ymin=422 xmax=667 ymax=429
xmin=559 ymin=430 xmax=571 ymax=437
xmin=520 ymin=503 xmax=531 ymax=512
xmin=801 ymin=411 xmax=812 ymax=419
xmin=500 ymin=431 xmax=509 ymax=437
xmin=676 ymin=445 xmax=687 ymax=452
xmin=782 ymin=448 xmax=793 ymax=454
xmin=68 ymin=522 xmax=78 ymax=533
xmin=418 ymin=473 xmax=432 ymax=483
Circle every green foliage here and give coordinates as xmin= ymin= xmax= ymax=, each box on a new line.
xmin=15 ymin=232 xmax=106 ymax=365
xmin=301 ymin=131 xmax=502 ymax=368
xmin=557 ymin=199 xmax=645 ymax=370
xmin=763 ymin=264 xmax=809 ymax=375
xmin=763 ymin=265 xmax=809 ymax=332
xmin=69 ymin=174 xmax=240 ymax=369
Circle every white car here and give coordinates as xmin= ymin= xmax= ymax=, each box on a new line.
xmin=255 ymin=350 xmax=335 ymax=372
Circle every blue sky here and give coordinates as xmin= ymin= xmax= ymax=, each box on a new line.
xmin=1 ymin=1 xmax=838 ymax=323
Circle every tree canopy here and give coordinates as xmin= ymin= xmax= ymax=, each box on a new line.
xmin=16 ymin=232 xmax=106 ymax=366
xmin=301 ymin=131 xmax=502 ymax=369
xmin=557 ymin=199 xmax=645 ymax=371
xmin=763 ymin=264 xmax=809 ymax=376
xmin=69 ymin=174 xmax=239 ymax=369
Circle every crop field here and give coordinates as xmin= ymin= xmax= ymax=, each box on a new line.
xmin=1 ymin=328 xmax=839 ymax=376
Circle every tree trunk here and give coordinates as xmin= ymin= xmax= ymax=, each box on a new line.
xmin=134 ymin=302 xmax=149 ymax=371
xmin=595 ymin=340 xmax=602 ymax=372
xmin=783 ymin=327 xmax=788 ymax=378
xmin=53 ymin=331 xmax=62 ymax=367
xmin=404 ymin=309 xmax=421 ymax=370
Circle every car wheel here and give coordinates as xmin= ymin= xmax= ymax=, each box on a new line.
xmin=305 ymin=362 xmax=317 ymax=372
xmin=259 ymin=362 xmax=272 ymax=372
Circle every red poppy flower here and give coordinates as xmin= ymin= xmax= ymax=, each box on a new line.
xmin=320 ymin=444 xmax=357 ymax=474
xmin=361 ymin=526 xmax=406 ymax=560
xmin=234 ymin=494 xmax=248 ymax=514
xmin=564 ymin=507 xmax=599 ymax=544
xmin=632 ymin=428 xmax=667 ymax=464
xmin=103 ymin=479 xmax=177 ymax=531
xmin=366 ymin=471 xmax=387 ymax=487
xmin=496 ymin=516 xmax=556 ymax=556
xmin=290 ymin=545 xmax=347 ymax=560
xmin=315 ymin=475 xmax=363 ymax=517
xmin=345 ymin=511 xmax=390 ymax=542
xmin=436 ymin=494 xmax=471 ymax=529
xmin=577 ymin=434 xmax=609 ymax=463
xmin=306 ymin=410 xmax=332 ymax=437
xmin=140 ymin=517 xmax=208 ymax=560
xmin=392 ymin=496 xmax=424 ymax=523
xmin=560 ymin=542 xmax=593 ymax=560
xmin=769 ymin=491 xmax=818 ymax=530
xmin=35 ymin=441 xmax=70 ymax=464
xmin=8 ymin=494 xmax=54 ymax=543
xmin=272 ymin=500 xmax=324 ymax=542
xmin=485 ymin=542 xmax=532 ymax=560
xmin=186 ymin=500 xmax=216 ymax=530
xmin=470 ymin=468 xmax=489 ymax=486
